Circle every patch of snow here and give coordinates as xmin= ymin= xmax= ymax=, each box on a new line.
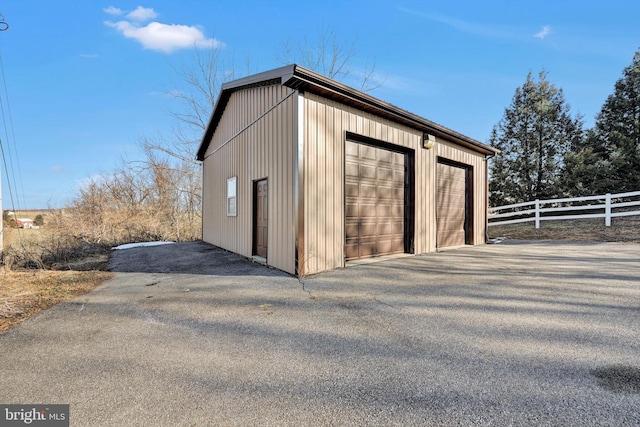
xmin=487 ymin=237 xmax=506 ymax=244
xmin=112 ymin=241 xmax=176 ymax=250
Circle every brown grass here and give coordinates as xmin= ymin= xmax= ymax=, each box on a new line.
xmin=2 ymin=227 xmax=111 ymax=271
xmin=489 ymin=215 xmax=640 ymax=242
xmin=1 ymin=181 xmax=201 ymax=332
xmin=2 ymin=213 xmax=637 ymax=334
xmin=1 ymin=226 xmax=114 ymax=333
xmin=0 ymin=269 xmax=113 ymax=333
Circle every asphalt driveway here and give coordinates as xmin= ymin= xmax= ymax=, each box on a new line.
xmin=1 ymin=240 xmax=639 ymax=426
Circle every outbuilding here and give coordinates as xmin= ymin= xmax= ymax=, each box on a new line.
xmin=197 ymin=65 xmax=498 ymax=276
xmin=16 ymin=218 xmax=35 ymax=229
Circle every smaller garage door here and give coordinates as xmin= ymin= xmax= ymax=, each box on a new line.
xmin=437 ymin=161 xmax=469 ymax=248
xmin=345 ymin=141 xmax=405 ymax=261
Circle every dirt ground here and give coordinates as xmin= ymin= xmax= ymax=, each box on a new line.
xmin=0 ymin=268 xmax=112 ymax=332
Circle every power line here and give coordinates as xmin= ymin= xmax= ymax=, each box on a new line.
xmin=0 ymin=12 xmax=23 ymax=252
xmin=0 ymin=136 xmax=16 ymax=215
xmin=0 ymin=13 xmax=26 ymax=219
xmin=0 ymin=53 xmax=27 ymax=212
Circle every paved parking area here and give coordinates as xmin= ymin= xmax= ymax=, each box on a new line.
xmin=1 ymin=240 xmax=639 ymax=426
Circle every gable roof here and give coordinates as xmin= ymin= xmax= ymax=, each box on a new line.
xmin=196 ymin=64 xmax=498 ymax=160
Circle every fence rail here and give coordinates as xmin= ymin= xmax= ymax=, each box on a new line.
xmin=488 ymin=191 xmax=640 ymax=228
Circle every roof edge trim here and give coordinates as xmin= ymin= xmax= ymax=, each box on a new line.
xmin=197 ymin=64 xmax=498 ymax=161
xmin=285 ymin=66 xmax=497 ymax=156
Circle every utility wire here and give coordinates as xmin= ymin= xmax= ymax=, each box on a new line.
xmin=0 ymin=135 xmax=18 ymax=223
xmin=0 ymin=11 xmax=23 ymax=240
xmin=0 ymin=62 xmax=21 ymax=217
xmin=0 ymin=53 xmax=27 ymax=212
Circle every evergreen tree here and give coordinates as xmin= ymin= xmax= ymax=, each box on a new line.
xmin=489 ymin=71 xmax=583 ymax=206
xmin=584 ymin=49 xmax=640 ymax=193
xmin=561 ymin=128 xmax=613 ymax=196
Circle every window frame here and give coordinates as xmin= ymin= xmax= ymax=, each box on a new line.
xmin=227 ymin=176 xmax=237 ymax=217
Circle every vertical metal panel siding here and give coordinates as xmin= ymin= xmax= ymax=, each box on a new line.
xmin=303 ymin=93 xmax=425 ymax=275
xmin=302 ymin=93 xmax=488 ymax=275
xmin=201 ymin=85 xmax=296 ymax=274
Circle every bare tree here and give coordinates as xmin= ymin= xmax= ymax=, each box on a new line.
xmin=167 ymin=45 xmax=237 ymax=153
xmin=136 ymin=44 xmax=248 ymax=232
xmin=51 ymin=147 xmax=201 ymax=248
xmin=10 ymin=26 xmax=392 ymax=269
xmin=276 ymin=25 xmax=384 ymax=92
xmin=151 ymin=27 xmax=381 ymax=170
xmin=67 ymin=29 xmax=383 ymax=248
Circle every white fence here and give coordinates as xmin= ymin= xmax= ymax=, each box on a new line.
xmin=488 ymin=190 xmax=640 ymax=228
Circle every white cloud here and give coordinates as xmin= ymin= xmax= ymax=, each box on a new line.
xmin=534 ymin=25 xmax=551 ymax=39
xmin=126 ymin=6 xmax=158 ymax=22
xmin=104 ymin=6 xmax=223 ymax=54
xmin=103 ymin=6 xmax=123 ymax=16
xmin=105 ymin=20 xmax=223 ymax=53
xmin=50 ymin=164 xmax=66 ymax=173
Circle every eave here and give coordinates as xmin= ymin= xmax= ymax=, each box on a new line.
xmin=196 ymin=64 xmax=498 ymax=161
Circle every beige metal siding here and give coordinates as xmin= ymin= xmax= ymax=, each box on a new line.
xmin=202 ymin=86 xmax=488 ymax=276
xmin=201 ymin=84 xmax=297 ymax=274
xmin=301 ymin=93 xmax=488 ymax=275
xmin=301 ymin=93 xmax=424 ymax=275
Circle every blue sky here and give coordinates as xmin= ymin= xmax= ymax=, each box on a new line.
xmin=0 ymin=0 xmax=638 ymax=209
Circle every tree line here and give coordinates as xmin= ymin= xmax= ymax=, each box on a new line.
xmin=490 ymin=49 xmax=640 ymax=206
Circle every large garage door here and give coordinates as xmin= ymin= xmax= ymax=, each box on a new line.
xmin=437 ymin=161 xmax=468 ymax=248
xmin=345 ymin=141 xmax=405 ymax=261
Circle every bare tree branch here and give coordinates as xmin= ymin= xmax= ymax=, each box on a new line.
xmin=276 ymin=24 xmax=383 ymax=92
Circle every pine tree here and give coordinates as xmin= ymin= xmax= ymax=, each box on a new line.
xmin=489 ymin=71 xmax=583 ymax=206
xmin=562 ymin=129 xmax=613 ymax=196
xmin=588 ymin=49 xmax=640 ymax=192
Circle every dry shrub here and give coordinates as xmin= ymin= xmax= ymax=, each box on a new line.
xmin=2 ymin=227 xmax=110 ymax=271
xmin=90 ymin=155 xmax=202 ymax=241
xmin=2 ymin=139 xmax=202 ymax=271
xmin=3 ymin=154 xmax=201 ymax=271
xmin=61 ymin=150 xmax=202 ymax=246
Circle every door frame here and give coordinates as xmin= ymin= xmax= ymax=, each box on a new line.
xmin=436 ymin=157 xmax=474 ymax=246
xmin=252 ymin=178 xmax=268 ymax=258
xmin=343 ymin=132 xmax=415 ymax=260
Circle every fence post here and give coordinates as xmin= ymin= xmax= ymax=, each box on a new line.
xmin=605 ymin=193 xmax=611 ymax=227
xmin=535 ymin=199 xmax=540 ymax=229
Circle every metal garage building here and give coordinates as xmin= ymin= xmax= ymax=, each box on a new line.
xmin=196 ymin=65 xmax=498 ymax=276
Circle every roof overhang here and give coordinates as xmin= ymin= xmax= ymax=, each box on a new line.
xmin=196 ymin=64 xmax=498 ymax=161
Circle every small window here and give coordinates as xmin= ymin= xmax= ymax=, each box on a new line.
xmin=227 ymin=177 xmax=237 ymax=217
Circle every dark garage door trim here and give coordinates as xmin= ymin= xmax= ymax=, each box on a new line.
xmin=436 ymin=157 xmax=473 ymax=248
xmin=344 ymin=132 xmax=414 ymax=261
